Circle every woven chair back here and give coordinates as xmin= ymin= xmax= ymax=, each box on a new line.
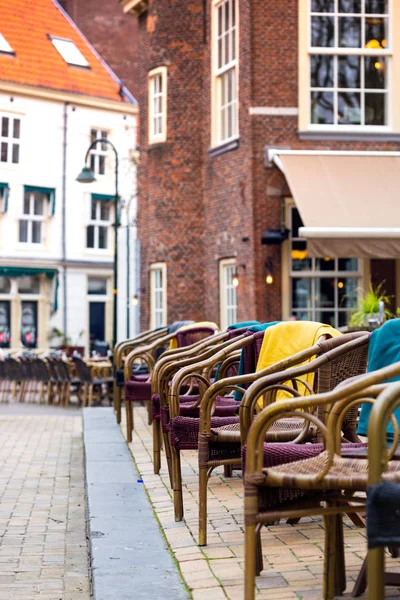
xmin=72 ymin=357 xmax=92 ymax=383
xmin=176 ymin=326 xmax=217 ymax=348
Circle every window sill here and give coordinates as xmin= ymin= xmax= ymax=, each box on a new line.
xmin=208 ymin=138 xmax=240 ymax=158
xmin=298 ymin=130 xmax=400 ymax=142
xmin=148 ymin=140 xmax=168 ymax=149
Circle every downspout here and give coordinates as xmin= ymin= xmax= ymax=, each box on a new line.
xmin=126 ymin=209 xmax=130 ymax=338
xmin=62 ymin=102 xmax=69 ymax=339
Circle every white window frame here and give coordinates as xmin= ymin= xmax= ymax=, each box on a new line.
xmin=309 ymin=0 xmax=392 ymax=131
xmin=1 ymin=113 xmax=21 ymax=165
xmin=87 ymin=199 xmax=111 ymax=250
xmin=150 ymin=263 xmax=167 ymax=329
xmin=212 ymin=0 xmax=239 ymax=147
xmin=148 ymin=67 xmax=167 ymax=144
xmin=0 ymin=33 xmax=14 ymax=55
xmin=19 ymin=191 xmax=47 ymax=245
xmin=219 ymin=258 xmax=237 ymax=330
xmin=50 ymin=36 xmax=89 ymax=68
xmin=288 ymin=205 xmax=361 ymax=328
xmin=89 ymin=129 xmax=109 ymax=176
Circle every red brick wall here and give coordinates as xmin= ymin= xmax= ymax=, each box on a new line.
xmin=137 ymin=1 xmax=206 ymax=329
xmin=60 ymin=0 xmax=138 ymax=98
xmin=132 ymin=0 xmax=400 ymax=330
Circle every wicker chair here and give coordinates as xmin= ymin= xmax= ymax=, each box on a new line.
xmin=73 ymin=357 xmax=113 ymax=407
xmin=243 ymin=363 xmax=400 ymax=600
xmin=113 ymin=327 xmax=168 ymax=423
xmin=123 ymin=325 xmax=219 ymax=442
xmin=151 ymin=327 xmax=249 ymax=475
xmin=197 ymin=332 xmax=369 ymax=544
xmin=350 ymin=382 xmax=400 ymax=600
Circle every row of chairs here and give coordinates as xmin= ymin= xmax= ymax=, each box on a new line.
xmin=115 ymin=320 xmax=400 ymax=599
xmin=0 ymin=355 xmax=113 ymax=407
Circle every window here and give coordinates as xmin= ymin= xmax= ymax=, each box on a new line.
xmin=148 ymin=67 xmax=167 ymax=144
xmin=0 ymin=33 xmax=14 ymax=55
xmin=50 ymin=37 xmax=89 ymax=68
xmin=219 ymin=258 xmax=237 ymax=330
xmin=87 ymin=198 xmax=111 ymax=250
xmin=0 ymin=277 xmax=11 ymax=294
xmin=88 ymin=277 xmax=108 ymax=295
xmin=212 ymin=0 xmax=238 ymax=145
xmin=289 ymin=207 xmax=360 ymax=327
xmin=310 ymin=0 xmax=390 ymax=127
xmin=1 ymin=114 xmax=20 ymax=164
xmin=90 ymin=129 xmax=109 ymax=176
xmin=19 ymin=190 xmax=47 ymax=244
xmin=150 ymin=263 xmax=167 ymax=328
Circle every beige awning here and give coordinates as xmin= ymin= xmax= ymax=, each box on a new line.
xmin=274 ymin=152 xmax=400 ymax=258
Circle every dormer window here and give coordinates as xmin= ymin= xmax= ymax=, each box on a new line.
xmin=50 ymin=36 xmax=89 ymax=68
xmin=0 ymin=33 xmax=14 ymax=55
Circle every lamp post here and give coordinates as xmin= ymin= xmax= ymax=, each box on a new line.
xmin=76 ymin=138 xmax=119 ymax=349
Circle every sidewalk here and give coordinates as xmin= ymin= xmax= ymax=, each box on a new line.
xmin=0 ymin=404 xmax=90 ymax=599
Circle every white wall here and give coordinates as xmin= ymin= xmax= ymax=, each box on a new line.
xmin=0 ymin=91 xmax=138 ymax=349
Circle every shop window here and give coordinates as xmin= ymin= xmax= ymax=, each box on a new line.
xmin=18 ymin=276 xmax=41 ymax=295
xmin=310 ymin=0 xmax=390 ymax=127
xmin=289 ymin=206 xmax=360 ymax=327
xmin=0 ymin=276 xmax=11 ymax=294
xmin=150 ymin=263 xmax=167 ymax=328
xmin=219 ymin=258 xmax=237 ymax=330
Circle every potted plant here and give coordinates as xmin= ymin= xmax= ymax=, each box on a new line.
xmin=349 ymin=282 xmax=393 ymax=328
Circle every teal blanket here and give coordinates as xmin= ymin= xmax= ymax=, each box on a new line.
xmin=357 ymin=320 xmax=400 ymax=439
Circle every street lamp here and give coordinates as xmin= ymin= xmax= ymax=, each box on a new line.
xmin=76 ymin=138 xmax=119 ymax=349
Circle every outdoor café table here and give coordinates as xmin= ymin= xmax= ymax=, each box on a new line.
xmin=340 ymin=444 xmax=400 ymax=596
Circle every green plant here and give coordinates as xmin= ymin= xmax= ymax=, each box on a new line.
xmin=349 ymin=282 xmax=393 ymax=326
xmin=47 ymin=327 xmax=71 ymax=347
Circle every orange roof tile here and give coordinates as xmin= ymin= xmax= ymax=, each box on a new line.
xmin=0 ymin=0 xmax=135 ymax=104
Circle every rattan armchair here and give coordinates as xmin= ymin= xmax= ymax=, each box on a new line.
xmin=197 ymin=332 xmax=369 ymax=544
xmin=243 ymin=363 xmax=400 ymax=600
xmin=123 ymin=326 xmax=219 ymax=442
xmin=113 ymin=328 xmax=168 ymax=423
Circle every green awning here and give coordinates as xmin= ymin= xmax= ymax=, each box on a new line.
xmin=24 ymin=185 xmax=56 ymax=216
xmin=0 ymin=183 xmax=9 ymax=212
xmin=0 ymin=266 xmax=58 ymax=279
xmin=91 ymin=193 xmax=115 ymax=202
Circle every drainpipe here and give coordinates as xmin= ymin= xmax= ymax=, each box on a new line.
xmin=62 ymin=102 xmax=69 ymax=339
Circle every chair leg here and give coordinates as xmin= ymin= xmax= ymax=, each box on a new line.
xmin=162 ymin=430 xmax=174 ymax=488
xmin=88 ymin=384 xmax=93 ymax=407
xmin=244 ymin=497 xmax=257 ymax=600
xmin=255 ymin=524 xmax=264 ymax=576
xmin=368 ymin=547 xmax=384 ymax=600
xmin=224 ymin=464 xmax=233 ymax=478
xmin=352 ymin=556 xmax=367 ymax=597
xmin=153 ymin=418 xmax=161 ymax=474
xmin=38 ymin=381 xmax=44 ymax=405
xmin=172 ymin=446 xmax=184 ymax=521
xmin=323 ymin=511 xmax=346 ymax=600
xmin=65 ymin=382 xmax=71 ymax=407
xmin=198 ymin=465 xmax=210 ymax=546
xmin=147 ymin=401 xmax=152 ymax=426
xmin=126 ymin=401 xmax=133 ymax=443
xmin=114 ymin=383 xmax=122 ymax=424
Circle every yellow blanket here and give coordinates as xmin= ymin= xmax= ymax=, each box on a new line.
xmin=256 ymin=321 xmax=341 ymax=401
xmin=169 ymin=321 xmax=219 ymax=350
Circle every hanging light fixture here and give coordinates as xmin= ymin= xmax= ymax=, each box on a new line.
xmin=232 ymin=264 xmax=246 ymax=287
xmin=265 ymin=259 xmax=273 ymax=285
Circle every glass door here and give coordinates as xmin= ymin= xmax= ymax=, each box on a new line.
xmin=21 ymin=301 xmax=38 ymax=348
xmin=0 ymin=301 xmax=11 ymax=348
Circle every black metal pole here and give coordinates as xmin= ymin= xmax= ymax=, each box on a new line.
xmin=83 ymin=138 xmax=119 ymax=349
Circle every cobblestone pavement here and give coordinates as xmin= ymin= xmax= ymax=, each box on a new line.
xmin=122 ymin=406 xmax=400 ymax=600
xmin=0 ymin=406 xmax=91 ymax=600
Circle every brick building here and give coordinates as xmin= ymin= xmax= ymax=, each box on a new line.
xmin=122 ymin=0 xmax=400 ymax=331
xmin=58 ymin=0 xmax=138 ymax=97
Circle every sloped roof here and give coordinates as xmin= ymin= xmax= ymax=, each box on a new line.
xmin=0 ymin=0 xmax=135 ymax=104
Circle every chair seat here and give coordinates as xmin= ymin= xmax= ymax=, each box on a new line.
xmin=125 ymin=380 xmax=152 ymax=402
xmin=170 ymin=415 xmax=239 ymax=450
xmin=262 ymin=450 xmax=400 ymax=491
xmin=152 ymin=393 xmax=239 ymax=422
xmin=210 ymin=417 xmax=316 ymax=444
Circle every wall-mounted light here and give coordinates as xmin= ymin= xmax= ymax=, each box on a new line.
xmin=132 ymin=294 xmax=139 ymax=306
xmin=265 ymin=259 xmax=273 ymax=285
xmin=232 ymin=264 xmax=246 ymax=287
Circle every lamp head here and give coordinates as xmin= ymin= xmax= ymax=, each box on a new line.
xmin=76 ymin=166 xmax=96 ymax=184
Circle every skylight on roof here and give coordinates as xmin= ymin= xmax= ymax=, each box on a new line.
xmin=51 ymin=37 xmax=89 ymax=67
xmin=0 ymin=33 xmax=14 ymax=55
